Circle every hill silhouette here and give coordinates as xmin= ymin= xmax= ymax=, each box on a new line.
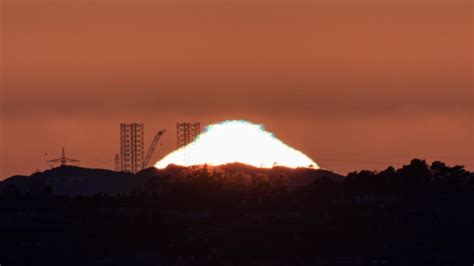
xmin=2 ymin=166 xmax=141 ymax=196
xmin=1 ymin=163 xmax=343 ymax=196
xmin=0 ymin=159 xmax=472 ymax=266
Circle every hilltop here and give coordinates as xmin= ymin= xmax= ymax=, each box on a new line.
xmin=0 ymin=164 xmax=344 ymax=196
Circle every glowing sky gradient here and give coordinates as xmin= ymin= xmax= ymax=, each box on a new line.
xmin=1 ymin=0 xmax=472 ymax=178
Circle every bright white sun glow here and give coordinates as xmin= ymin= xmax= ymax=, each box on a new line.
xmin=155 ymin=120 xmax=319 ymax=169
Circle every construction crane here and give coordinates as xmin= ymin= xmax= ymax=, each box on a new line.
xmin=47 ymin=147 xmax=79 ymax=167
xmin=143 ymin=130 xmax=166 ymax=168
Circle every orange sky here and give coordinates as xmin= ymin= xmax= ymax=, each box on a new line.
xmin=1 ymin=0 xmax=472 ymax=178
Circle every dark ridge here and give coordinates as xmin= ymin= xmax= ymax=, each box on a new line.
xmin=1 ymin=164 xmax=343 ymax=196
xmin=0 ymin=159 xmax=472 ymax=265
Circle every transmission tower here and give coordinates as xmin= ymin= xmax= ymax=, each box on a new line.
xmin=114 ymin=154 xmax=120 ymax=171
xmin=47 ymin=147 xmax=79 ymax=167
xmin=120 ymin=123 xmax=144 ymax=173
xmin=177 ymin=122 xmax=201 ymax=148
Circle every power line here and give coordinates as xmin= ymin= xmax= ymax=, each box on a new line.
xmin=315 ymin=158 xmax=403 ymax=165
xmin=315 ymin=157 xmax=473 ymax=166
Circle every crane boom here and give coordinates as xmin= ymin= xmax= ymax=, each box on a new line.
xmin=143 ymin=130 xmax=166 ymax=168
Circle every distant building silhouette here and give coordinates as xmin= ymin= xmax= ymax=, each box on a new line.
xmin=176 ymin=122 xmax=200 ymax=165
xmin=114 ymin=153 xmax=120 ymax=171
xmin=120 ymin=123 xmax=144 ymax=173
xmin=177 ymin=122 xmax=200 ymax=148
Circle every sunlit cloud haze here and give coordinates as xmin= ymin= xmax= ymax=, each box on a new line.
xmin=1 ymin=0 xmax=472 ymax=178
xmin=155 ymin=120 xmax=319 ymax=169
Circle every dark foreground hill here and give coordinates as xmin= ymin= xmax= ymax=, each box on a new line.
xmin=2 ymin=166 xmax=141 ymax=196
xmin=1 ymin=163 xmax=344 ymax=196
xmin=0 ymin=159 xmax=472 ymax=266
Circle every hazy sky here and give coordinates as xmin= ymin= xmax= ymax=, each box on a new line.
xmin=1 ymin=0 xmax=472 ymax=179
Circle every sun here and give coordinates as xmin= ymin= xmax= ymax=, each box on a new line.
xmin=155 ymin=120 xmax=319 ymax=169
